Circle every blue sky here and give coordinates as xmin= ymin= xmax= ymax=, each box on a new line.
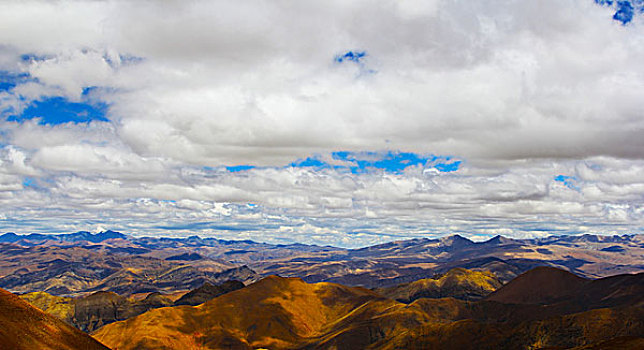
xmin=228 ymin=151 xmax=460 ymax=174
xmin=8 ymin=96 xmax=108 ymax=125
xmin=0 ymin=0 xmax=643 ymax=247
xmin=595 ymin=0 xmax=644 ymax=24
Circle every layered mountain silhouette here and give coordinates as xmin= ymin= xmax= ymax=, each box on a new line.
xmin=0 ymin=287 xmax=109 ymax=350
xmin=2 ymin=231 xmax=642 ymax=295
xmin=0 ymin=230 xmax=126 ymax=244
xmin=0 ymin=241 xmax=258 ymax=295
xmin=253 ymin=233 xmax=644 ymax=287
xmin=93 ymin=267 xmax=644 ymax=350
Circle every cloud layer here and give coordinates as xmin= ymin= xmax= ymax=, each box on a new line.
xmin=0 ymin=0 xmax=642 ymax=246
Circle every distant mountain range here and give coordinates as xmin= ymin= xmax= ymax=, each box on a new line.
xmin=0 ymin=240 xmax=259 ymax=296
xmin=0 ymin=230 xmax=127 ymax=244
xmin=1 ymin=231 xmax=642 ymax=295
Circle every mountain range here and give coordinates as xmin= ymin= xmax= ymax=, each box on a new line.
xmin=0 ymin=239 xmax=259 ymax=296
xmin=1 ymin=231 xmax=642 ymax=296
xmin=1 ymin=229 xmax=641 ymax=350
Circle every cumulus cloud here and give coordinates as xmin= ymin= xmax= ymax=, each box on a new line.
xmin=0 ymin=0 xmax=642 ymax=246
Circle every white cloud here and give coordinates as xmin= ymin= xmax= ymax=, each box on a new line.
xmin=0 ymin=0 xmax=642 ymax=246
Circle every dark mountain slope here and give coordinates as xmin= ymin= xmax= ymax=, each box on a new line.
xmin=173 ymin=280 xmax=245 ymax=306
xmin=485 ymin=266 xmax=589 ymax=304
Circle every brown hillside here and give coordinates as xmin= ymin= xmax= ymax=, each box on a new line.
xmin=485 ymin=266 xmax=588 ymax=304
xmin=93 ymin=275 xmax=382 ymax=350
xmin=0 ymin=288 xmax=109 ymax=350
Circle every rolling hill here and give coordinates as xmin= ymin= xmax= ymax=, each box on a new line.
xmin=376 ymin=268 xmax=502 ymax=302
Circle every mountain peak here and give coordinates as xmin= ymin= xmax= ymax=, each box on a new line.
xmin=0 ymin=232 xmax=19 ymax=243
xmin=440 ymin=234 xmax=474 ymax=246
xmin=96 ymin=230 xmax=127 ymax=240
xmin=378 ymin=267 xmax=502 ymax=303
xmin=481 ymin=235 xmax=520 ymax=245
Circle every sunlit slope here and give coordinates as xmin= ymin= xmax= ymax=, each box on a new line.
xmin=20 ymin=280 xmax=244 ymax=332
xmin=0 ymin=288 xmax=109 ymax=350
xmin=377 ymin=268 xmax=502 ymax=302
xmin=94 ymin=268 xmax=644 ymax=350
xmin=20 ymin=291 xmax=75 ymax=324
xmin=94 ymin=275 xmax=381 ymax=349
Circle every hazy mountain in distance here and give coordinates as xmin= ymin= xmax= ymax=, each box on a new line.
xmin=256 ymin=233 xmax=644 ymax=287
xmin=0 ymin=230 xmax=127 ymax=244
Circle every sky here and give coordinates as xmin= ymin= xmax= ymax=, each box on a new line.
xmin=0 ymin=0 xmax=643 ymax=247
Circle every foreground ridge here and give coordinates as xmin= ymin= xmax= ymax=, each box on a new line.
xmin=93 ymin=267 xmax=644 ymax=350
xmin=0 ymin=287 xmax=109 ymax=350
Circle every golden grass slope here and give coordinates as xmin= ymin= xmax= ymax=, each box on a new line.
xmin=93 ymin=275 xmax=380 ymax=350
xmin=20 ymin=291 xmax=75 ymax=324
xmin=0 ymin=288 xmax=109 ymax=350
xmin=377 ymin=267 xmax=502 ymax=302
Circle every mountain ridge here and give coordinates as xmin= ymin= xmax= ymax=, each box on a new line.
xmin=2 ymin=230 xmax=642 ymax=249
